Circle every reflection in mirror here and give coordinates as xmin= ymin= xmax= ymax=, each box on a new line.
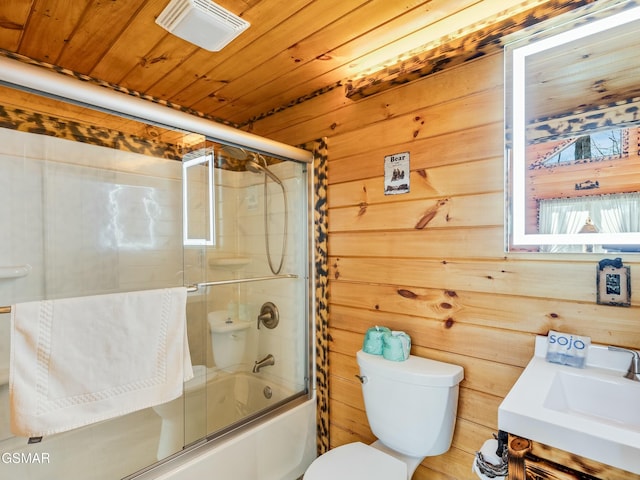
xmin=183 ymin=151 xmax=215 ymax=246
xmin=506 ymin=0 xmax=640 ymax=252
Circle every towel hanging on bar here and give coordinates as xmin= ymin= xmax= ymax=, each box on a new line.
xmin=0 ymin=275 xmax=298 ymax=316
xmin=9 ymin=287 xmax=193 ymax=438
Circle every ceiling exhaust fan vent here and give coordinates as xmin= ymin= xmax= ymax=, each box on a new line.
xmin=156 ymin=0 xmax=250 ymax=52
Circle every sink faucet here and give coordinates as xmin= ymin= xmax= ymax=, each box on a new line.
xmin=608 ymin=346 xmax=640 ymax=381
xmin=252 ymin=354 xmax=275 ymax=373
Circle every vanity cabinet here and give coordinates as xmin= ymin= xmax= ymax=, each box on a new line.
xmin=507 ymin=434 xmax=640 ymax=480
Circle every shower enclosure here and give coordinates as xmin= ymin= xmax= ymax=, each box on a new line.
xmin=177 ymin=137 xmax=312 ymax=456
xmin=0 ymin=56 xmax=315 ymax=480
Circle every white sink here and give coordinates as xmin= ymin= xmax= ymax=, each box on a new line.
xmin=544 ymin=370 xmax=640 ymax=428
xmin=499 ymin=336 xmax=640 ymax=475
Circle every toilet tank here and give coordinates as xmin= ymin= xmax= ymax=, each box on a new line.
xmin=356 ymin=350 xmax=464 ymax=458
xmin=208 ymin=311 xmax=251 ymax=370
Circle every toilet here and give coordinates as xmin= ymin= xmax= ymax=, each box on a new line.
xmin=208 ymin=310 xmax=251 ymax=371
xmin=304 ymin=350 xmax=464 ymax=480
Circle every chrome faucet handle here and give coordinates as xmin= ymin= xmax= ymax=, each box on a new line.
xmin=256 ymin=302 xmax=279 ymax=330
xmin=608 ymin=346 xmax=640 ymax=381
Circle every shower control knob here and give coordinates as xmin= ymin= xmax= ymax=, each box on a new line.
xmin=257 ymin=302 xmax=279 ymax=329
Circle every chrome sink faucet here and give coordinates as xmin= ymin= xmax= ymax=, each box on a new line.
xmin=252 ymin=354 xmax=275 ymax=373
xmin=608 ymin=346 xmax=640 ymax=381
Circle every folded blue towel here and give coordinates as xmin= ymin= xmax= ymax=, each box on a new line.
xmin=362 ymin=326 xmax=391 ymax=355
xmin=382 ymin=331 xmax=411 ymax=362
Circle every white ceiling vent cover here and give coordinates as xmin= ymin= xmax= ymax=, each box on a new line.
xmin=156 ymin=0 xmax=249 ymax=52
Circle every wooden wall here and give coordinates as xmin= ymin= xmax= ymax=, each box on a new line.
xmin=250 ymin=51 xmax=640 ymax=479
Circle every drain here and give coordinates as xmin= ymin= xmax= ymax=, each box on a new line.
xmin=263 ymin=386 xmax=273 ymax=399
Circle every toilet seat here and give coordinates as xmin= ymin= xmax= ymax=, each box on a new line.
xmin=304 ymin=442 xmax=407 ymax=480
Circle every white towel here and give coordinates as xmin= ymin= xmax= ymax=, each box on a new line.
xmin=472 ymin=439 xmax=508 ymax=480
xmin=9 ymin=287 xmax=193 ymax=438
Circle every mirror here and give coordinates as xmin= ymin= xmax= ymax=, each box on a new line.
xmin=506 ymin=1 xmax=640 ymax=253
xmin=183 ymin=151 xmax=215 ymax=246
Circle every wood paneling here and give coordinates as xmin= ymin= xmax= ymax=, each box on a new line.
xmin=343 ymin=0 xmax=600 ymax=101
xmin=2 ymin=0 xmax=638 ymax=478
xmin=0 ymin=0 xmax=573 ymax=127
xmin=251 ymin=47 xmax=640 ymax=479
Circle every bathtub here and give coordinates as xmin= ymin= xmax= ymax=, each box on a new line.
xmin=139 ymin=370 xmax=317 ymax=480
xmin=136 ymin=395 xmax=317 ymax=480
xmin=0 ymin=370 xmax=316 ymax=480
xmin=203 ymin=371 xmax=299 ymax=435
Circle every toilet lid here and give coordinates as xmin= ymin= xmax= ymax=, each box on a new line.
xmin=304 ymin=442 xmax=407 ymax=480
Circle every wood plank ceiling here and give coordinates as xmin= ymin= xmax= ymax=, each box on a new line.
xmin=0 ymin=0 xmax=551 ymax=129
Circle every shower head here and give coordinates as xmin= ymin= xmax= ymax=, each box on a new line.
xmin=220 ymin=144 xmax=249 ymax=161
xmin=245 ymin=158 xmax=283 ymax=185
xmin=220 ymin=145 xmax=283 ymax=185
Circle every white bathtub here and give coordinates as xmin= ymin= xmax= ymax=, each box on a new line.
xmin=138 ymin=395 xmax=317 ymax=480
xmin=155 ymin=367 xmax=308 ymax=454
xmin=203 ymin=371 xmax=297 ymax=434
xmin=0 ymin=370 xmax=316 ymax=480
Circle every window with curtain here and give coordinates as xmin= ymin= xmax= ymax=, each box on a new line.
xmin=538 ymin=192 xmax=640 ymax=252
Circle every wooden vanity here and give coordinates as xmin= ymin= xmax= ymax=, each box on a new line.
xmin=507 ymin=434 xmax=640 ymax=480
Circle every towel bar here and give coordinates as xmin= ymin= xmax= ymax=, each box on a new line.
xmin=187 ymin=274 xmax=298 ymax=290
xmin=0 ymin=275 xmax=299 ymax=314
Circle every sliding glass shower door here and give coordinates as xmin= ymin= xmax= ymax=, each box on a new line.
xmin=0 ymin=82 xmax=312 ymax=480
xmin=182 ymin=141 xmax=310 ymax=445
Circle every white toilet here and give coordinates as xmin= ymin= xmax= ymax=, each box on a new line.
xmin=304 ymin=350 xmax=464 ymax=480
xmin=208 ymin=311 xmax=251 ymax=371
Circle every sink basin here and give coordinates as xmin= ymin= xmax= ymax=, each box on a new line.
xmin=544 ymin=370 xmax=640 ymax=429
xmin=499 ymin=336 xmax=640 ymax=474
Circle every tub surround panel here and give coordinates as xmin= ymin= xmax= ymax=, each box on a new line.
xmin=0 ymin=127 xmax=183 ymax=302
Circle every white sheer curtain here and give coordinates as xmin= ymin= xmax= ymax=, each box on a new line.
xmin=538 ymin=192 xmax=640 ymax=252
xmin=598 ymin=192 xmax=640 ymax=233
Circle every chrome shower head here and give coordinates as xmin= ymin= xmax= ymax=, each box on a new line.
xmin=220 ymin=145 xmax=249 ymax=161
xmin=245 ymin=158 xmax=283 ymax=185
xmin=220 ymin=145 xmax=283 ymax=185
xmin=244 ymin=158 xmax=264 ymax=174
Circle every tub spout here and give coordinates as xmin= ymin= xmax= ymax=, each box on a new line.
xmin=253 ymin=354 xmax=275 ymax=373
